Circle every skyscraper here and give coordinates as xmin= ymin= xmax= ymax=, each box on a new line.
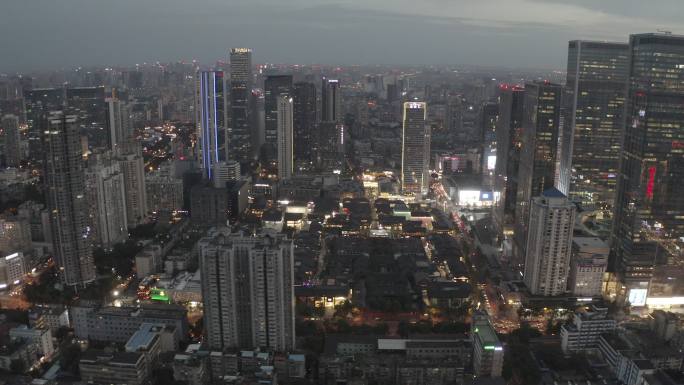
xmin=199 ymin=228 xmax=294 ymax=351
xmin=613 ymin=33 xmax=684 ymax=295
xmin=264 ymin=75 xmax=293 ymax=159
xmin=106 ymin=91 xmax=132 ymax=153
xmin=277 ymin=95 xmax=294 ymax=180
xmin=25 ymin=88 xmax=65 ymax=161
xmin=196 ymin=71 xmax=227 ymax=180
xmin=117 ymin=146 xmax=148 ymax=226
xmin=401 ymin=102 xmax=430 ymax=196
xmin=563 ymin=41 xmax=629 ymax=205
xmin=229 ymin=48 xmax=253 ymax=163
xmin=85 ymin=152 xmax=128 ymax=248
xmin=2 ymin=115 xmax=21 ymax=167
xmin=292 ymin=82 xmax=317 ymax=168
xmin=493 ymin=85 xmax=524 ymax=242
xmin=321 ymin=78 xmax=341 ymax=122
xmin=480 ymin=101 xmax=499 ymax=174
xmin=514 ymin=81 xmax=562 ymax=265
xmin=523 ymin=188 xmax=575 ymax=296
xmin=43 ymin=112 xmax=96 ymax=286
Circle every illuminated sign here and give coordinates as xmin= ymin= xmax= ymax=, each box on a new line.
xmin=150 ymin=288 xmax=170 ymax=303
xmin=5 ymin=253 xmax=19 ymax=261
xmin=628 ymin=288 xmax=648 ymax=307
xmin=406 ymin=102 xmax=425 ymax=109
xmin=487 ymin=155 xmax=496 ymax=170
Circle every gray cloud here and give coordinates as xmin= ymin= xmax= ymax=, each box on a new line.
xmin=0 ymin=0 xmax=679 ymax=72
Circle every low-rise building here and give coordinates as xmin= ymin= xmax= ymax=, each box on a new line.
xmin=471 ymin=311 xmax=503 ymax=378
xmin=10 ymin=326 xmax=54 ymax=359
xmin=560 ymin=305 xmax=616 ymax=353
xmin=79 ymin=350 xmax=149 ymax=385
xmin=568 ymin=237 xmax=608 ymax=297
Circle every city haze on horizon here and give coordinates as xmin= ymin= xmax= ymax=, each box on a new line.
xmin=1 ymin=0 xmax=682 ymax=72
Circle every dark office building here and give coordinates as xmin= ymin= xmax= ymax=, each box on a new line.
xmin=481 ymin=101 xmax=499 ymax=173
xmin=293 ymin=82 xmax=317 ymax=168
xmin=514 ymin=81 xmax=562 ymax=266
xmin=493 ymin=85 xmax=524 ymax=242
xmin=229 ymin=48 xmax=253 ymax=164
xmin=25 ymin=88 xmax=66 ymax=160
xmin=612 ymin=33 xmax=684 ymax=292
xmin=321 ymin=77 xmax=341 ymax=123
xmin=264 ymin=75 xmax=293 ymax=159
xmin=563 ymin=40 xmax=629 ymax=205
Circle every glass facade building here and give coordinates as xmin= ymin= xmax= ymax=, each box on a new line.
xmin=612 ymin=33 xmax=684 ymax=288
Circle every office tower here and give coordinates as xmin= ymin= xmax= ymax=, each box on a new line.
xmin=471 ymin=311 xmax=503 ymax=378
xmin=317 ymin=122 xmax=344 ymax=172
xmin=190 ymin=184 xmax=229 ymax=226
xmin=481 ymin=102 xmax=499 ymax=173
xmin=493 ymin=85 xmax=524 ymax=242
xmin=106 ymin=91 xmax=132 ymax=152
xmin=66 ymin=87 xmax=108 ymax=149
xmin=24 ymin=88 xmax=65 ymax=160
xmin=118 ymin=147 xmax=148 ymax=226
xmin=563 ymin=41 xmax=629 ymax=205
xmin=212 ymin=160 xmax=240 ymax=188
xmin=43 ymin=112 xmax=96 ymax=286
xmin=292 ymin=82 xmax=317 ymax=167
xmin=229 ymin=48 xmax=253 ymax=163
xmin=613 ymin=33 xmax=684 ymax=296
xmin=2 ymin=115 xmax=21 ymax=167
xmin=264 ymin=75 xmax=293 ymax=159
xmin=277 ymin=96 xmax=294 ymax=180
xmin=199 ymin=228 xmax=295 ymax=351
xmin=85 ymin=152 xmax=128 ymax=248
xmin=321 ymin=78 xmax=341 ymax=122
xmin=523 ymin=188 xmax=575 ymax=296
xmin=514 ymin=81 xmax=562 ymax=265
xmin=195 ymin=70 xmax=227 ymax=180
xmin=250 ymin=90 xmax=265 ymax=158
xmin=401 ymin=102 xmax=430 ymax=196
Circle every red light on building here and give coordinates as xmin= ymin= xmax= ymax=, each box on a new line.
xmin=646 ymin=166 xmax=656 ymax=199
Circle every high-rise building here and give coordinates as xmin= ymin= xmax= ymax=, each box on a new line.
xmin=401 ymin=102 xmax=430 ymax=196
xmin=523 ymin=188 xmax=575 ymax=296
xmin=24 ymin=88 xmax=65 ymax=160
xmin=277 ymin=96 xmax=294 ymax=180
xmin=471 ymin=311 xmax=503 ymax=378
xmin=43 ymin=112 xmax=96 ymax=286
xmin=321 ymin=78 xmax=341 ymax=123
xmin=0 ymin=217 xmax=32 ymax=254
xmin=229 ymin=48 xmax=253 ymax=163
xmin=563 ymin=41 xmax=629 ymax=205
xmin=85 ymin=152 xmax=128 ymax=248
xmin=106 ymin=92 xmax=132 ymax=153
xmin=514 ymin=81 xmax=562 ymax=265
xmin=493 ymin=85 xmax=525 ymax=243
xmin=195 ymin=71 xmax=227 ymax=180
xmin=118 ymin=147 xmax=148 ymax=226
xmin=264 ymin=75 xmax=293 ymax=159
xmin=481 ymin=102 xmax=499 ymax=174
xmin=199 ymin=228 xmax=294 ymax=351
xmin=146 ymin=164 xmax=183 ymax=213
xmin=2 ymin=115 xmax=21 ymax=167
xmin=292 ymin=82 xmax=317 ymax=168
xmin=568 ymin=237 xmax=609 ymax=297
xmin=612 ymin=33 xmax=684 ymax=296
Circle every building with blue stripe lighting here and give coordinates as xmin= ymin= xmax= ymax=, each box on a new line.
xmin=196 ymin=70 xmax=227 ymax=180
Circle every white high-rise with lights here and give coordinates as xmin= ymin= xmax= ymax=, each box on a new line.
xmin=523 ymin=188 xmax=576 ymax=296
xmin=199 ymin=228 xmax=294 ymax=352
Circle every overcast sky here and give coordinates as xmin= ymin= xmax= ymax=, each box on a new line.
xmin=1 ymin=0 xmax=682 ymax=72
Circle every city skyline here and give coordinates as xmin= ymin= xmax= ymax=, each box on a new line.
xmin=1 ymin=0 xmax=682 ymax=72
